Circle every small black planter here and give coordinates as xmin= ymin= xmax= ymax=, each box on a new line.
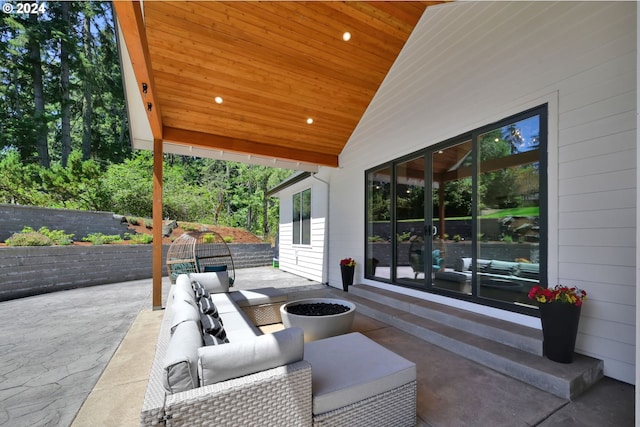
xmin=539 ymin=302 xmax=582 ymax=363
xmin=340 ymin=265 xmax=355 ymax=292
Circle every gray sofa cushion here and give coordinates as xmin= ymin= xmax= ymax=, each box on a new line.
xmin=516 ymin=263 xmax=539 ymax=279
xmin=476 ymin=259 xmax=492 ymax=272
xmin=189 ymin=272 xmax=229 ymax=294
xmin=230 ymin=287 xmax=287 ymax=307
xmin=170 ymin=299 xmax=200 ymax=334
xmin=209 ymin=293 xmax=243 ymax=314
xmin=203 ymin=333 xmax=229 ymax=345
xmin=173 ymin=278 xmax=197 ymax=307
xmin=217 ymin=310 xmax=262 ymax=341
xmin=163 ymin=320 xmax=202 ymax=393
xmin=197 ymin=327 xmax=304 ymax=385
xmin=455 ymin=257 xmax=472 ymax=272
xmin=434 ymin=270 xmax=469 ymax=283
xmin=487 ymin=260 xmax=519 ymax=276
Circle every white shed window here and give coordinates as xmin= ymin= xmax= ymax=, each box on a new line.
xmin=293 ymin=188 xmax=311 ymax=245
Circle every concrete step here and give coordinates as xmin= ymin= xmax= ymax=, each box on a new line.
xmin=343 ymin=284 xmax=603 ymax=400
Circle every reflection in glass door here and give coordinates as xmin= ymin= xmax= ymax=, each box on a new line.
xmin=395 ymin=156 xmax=425 ymax=285
xmin=431 ymin=141 xmax=473 ymax=295
xmin=364 ymin=105 xmax=545 ymax=312
xmin=476 ymin=115 xmax=542 ymax=305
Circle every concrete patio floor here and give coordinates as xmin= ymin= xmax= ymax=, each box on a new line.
xmin=0 ymin=267 xmax=634 ymax=426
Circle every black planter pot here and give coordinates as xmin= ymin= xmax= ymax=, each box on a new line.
xmin=539 ymin=302 xmax=582 ymax=363
xmin=340 ymin=265 xmax=355 ymax=292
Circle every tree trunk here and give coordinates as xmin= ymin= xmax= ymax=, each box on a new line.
xmin=225 ymin=163 xmax=232 ymax=217
xmin=60 ymin=2 xmax=71 ymax=166
xmin=81 ymin=10 xmax=93 ymax=160
xmin=118 ymin=110 xmax=127 ymax=148
xmin=28 ymin=14 xmax=49 ymax=167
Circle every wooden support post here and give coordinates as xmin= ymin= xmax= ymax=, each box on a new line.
xmin=152 ymin=138 xmax=163 ymax=310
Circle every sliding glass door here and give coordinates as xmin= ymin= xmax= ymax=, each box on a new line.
xmin=431 ymin=140 xmax=473 ymax=295
xmin=395 ymin=156 xmax=426 ymax=285
xmin=365 ymin=105 xmax=546 ymax=313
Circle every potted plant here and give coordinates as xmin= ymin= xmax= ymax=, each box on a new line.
xmin=528 ymin=284 xmax=587 ymax=363
xmin=339 ymin=257 xmax=356 ymax=292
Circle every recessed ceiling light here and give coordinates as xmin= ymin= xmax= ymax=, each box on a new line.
xmin=342 ymin=32 xmax=351 ymax=42
xmin=306 ymin=118 xmax=314 ymax=125
xmin=214 ymin=96 xmax=224 ymax=104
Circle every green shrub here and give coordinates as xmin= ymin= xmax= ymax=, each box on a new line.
xmin=125 ymin=232 xmax=153 ymax=244
xmin=396 ymin=232 xmax=411 ymax=242
xmin=202 ymin=233 xmax=216 ymax=243
xmin=19 ymin=226 xmax=74 ymax=245
xmin=181 ymin=222 xmax=198 ymax=231
xmin=144 ymin=219 xmax=152 ymax=229
xmin=6 ymin=231 xmax=53 ymax=246
xmin=223 ymin=236 xmax=233 ymax=243
xmin=128 ymin=217 xmax=140 ymax=226
xmin=32 ymin=227 xmax=74 ymax=245
xmin=82 ymin=233 xmax=123 ymax=245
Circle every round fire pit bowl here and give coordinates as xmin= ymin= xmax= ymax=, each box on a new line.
xmin=280 ymin=298 xmax=356 ymax=342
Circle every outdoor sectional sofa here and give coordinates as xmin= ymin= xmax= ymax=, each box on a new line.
xmin=434 ymin=257 xmax=540 ymax=301
xmin=141 ymin=271 xmax=417 ymax=426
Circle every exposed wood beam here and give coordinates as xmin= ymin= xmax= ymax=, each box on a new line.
xmin=441 ymin=150 xmax=540 ymax=182
xmin=113 ymin=1 xmax=163 ymax=140
xmin=163 ymin=126 xmax=339 ymax=168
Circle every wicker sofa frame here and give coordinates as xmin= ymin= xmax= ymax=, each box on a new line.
xmin=141 ymin=284 xmax=312 ymax=426
xmin=142 ymin=276 xmax=417 ymax=426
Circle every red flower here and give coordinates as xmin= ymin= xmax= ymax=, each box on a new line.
xmin=340 ymin=257 xmax=356 ymax=267
xmin=528 ymin=284 xmax=586 ymax=306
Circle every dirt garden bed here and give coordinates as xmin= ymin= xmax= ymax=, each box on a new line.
xmin=130 ymin=222 xmax=264 ymax=245
xmin=0 ymin=221 xmax=264 ymax=247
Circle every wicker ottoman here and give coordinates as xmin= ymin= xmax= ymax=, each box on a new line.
xmin=304 ymin=332 xmax=417 ymax=427
xmin=230 ymin=287 xmax=288 ymax=326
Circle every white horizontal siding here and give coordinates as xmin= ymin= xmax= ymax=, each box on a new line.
xmin=276 ymin=178 xmax=327 ymax=283
xmin=327 ymin=1 xmax=636 ymax=383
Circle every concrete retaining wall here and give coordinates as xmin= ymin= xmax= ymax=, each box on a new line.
xmin=0 ymin=243 xmax=273 ymax=301
xmin=0 ymin=204 xmax=130 ymax=242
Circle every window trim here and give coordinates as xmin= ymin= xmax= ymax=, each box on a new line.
xmin=292 ymin=187 xmax=312 ymax=246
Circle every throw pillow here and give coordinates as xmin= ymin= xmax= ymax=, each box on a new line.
xmin=203 ymin=264 xmax=228 ymax=272
xmin=194 ymin=286 xmax=209 ymax=302
xmin=203 ymin=333 xmax=229 ymax=346
xmin=198 ymin=297 xmax=219 ymax=317
xmin=190 ymin=280 xmax=203 ymax=292
xmin=201 ymin=314 xmax=227 ymax=341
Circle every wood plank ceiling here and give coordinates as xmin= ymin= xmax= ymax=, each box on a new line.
xmin=115 ymin=1 xmax=446 ymax=170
